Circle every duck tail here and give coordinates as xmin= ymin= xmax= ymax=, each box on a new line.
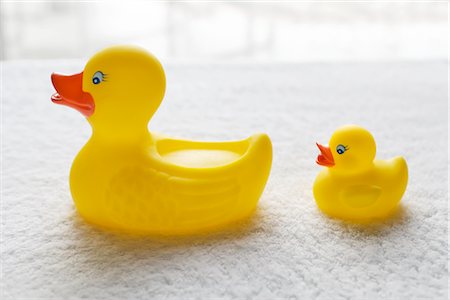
xmin=248 ymin=133 xmax=273 ymax=180
xmin=393 ymin=156 xmax=408 ymax=195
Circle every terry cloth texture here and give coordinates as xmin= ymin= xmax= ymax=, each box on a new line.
xmin=2 ymin=61 xmax=448 ymax=299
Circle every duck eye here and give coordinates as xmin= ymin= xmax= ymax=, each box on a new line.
xmin=92 ymin=71 xmax=104 ymax=85
xmin=336 ymin=144 xmax=347 ymax=155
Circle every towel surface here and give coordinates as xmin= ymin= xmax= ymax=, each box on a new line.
xmin=2 ymin=60 xmax=448 ymax=299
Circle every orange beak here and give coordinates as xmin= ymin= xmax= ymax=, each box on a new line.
xmin=316 ymin=143 xmax=335 ymax=167
xmin=51 ymin=72 xmax=95 ymax=117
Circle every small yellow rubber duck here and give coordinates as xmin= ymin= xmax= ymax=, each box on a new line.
xmin=51 ymin=46 xmax=272 ymax=234
xmin=313 ymin=125 xmax=408 ymax=220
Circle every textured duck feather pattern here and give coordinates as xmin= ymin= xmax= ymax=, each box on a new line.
xmin=104 ymin=165 xmax=240 ymax=231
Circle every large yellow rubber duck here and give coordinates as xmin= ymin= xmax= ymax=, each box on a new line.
xmin=313 ymin=125 xmax=408 ymax=220
xmin=51 ymin=46 xmax=272 ymax=234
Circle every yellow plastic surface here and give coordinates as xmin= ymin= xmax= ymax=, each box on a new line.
xmin=52 ymin=46 xmax=272 ymax=234
xmin=313 ymin=125 xmax=408 ymax=220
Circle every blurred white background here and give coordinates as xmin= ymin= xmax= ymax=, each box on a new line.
xmin=0 ymin=1 xmax=448 ymax=62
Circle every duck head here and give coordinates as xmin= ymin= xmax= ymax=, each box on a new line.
xmin=51 ymin=46 xmax=166 ymax=139
xmin=316 ymin=125 xmax=376 ymax=174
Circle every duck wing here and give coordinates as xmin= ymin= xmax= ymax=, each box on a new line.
xmin=104 ymin=165 xmax=240 ymax=233
xmin=340 ymin=184 xmax=382 ymax=208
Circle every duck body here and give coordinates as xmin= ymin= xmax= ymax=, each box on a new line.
xmin=51 ymin=46 xmax=272 ymax=234
xmin=71 ymin=132 xmax=271 ymax=234
xmin=314 ymin=125 xmax=408 ymax=220
xmin=313 ymin=157 xmax=408 ymax=220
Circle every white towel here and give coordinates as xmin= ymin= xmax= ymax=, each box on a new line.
xmin=2 ymin=60 xmax=448 ymax=299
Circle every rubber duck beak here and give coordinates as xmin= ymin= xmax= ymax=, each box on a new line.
xmin=316 ymin=143 xmax=335 ymax=167
xmin=51 ymin=72 xmax=95 ymax=117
